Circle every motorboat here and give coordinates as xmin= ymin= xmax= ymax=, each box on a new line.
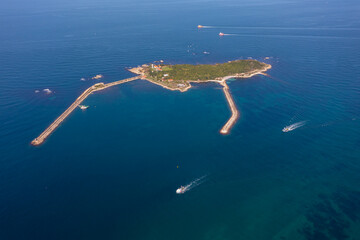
xmin=282 ymin=127 xmax=291 ymax=132
xmin=176 ymin=186 xmax=186 ymax=194
xmin=219 ymin=32 xmax=225 ymax=36
xmin=79 ymin=105 xmax=89 ymax=110
xmin=282 ymin=121 xmax=307 ymax=132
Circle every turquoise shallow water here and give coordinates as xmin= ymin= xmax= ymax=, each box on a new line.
xmin=1 ymin=0 xmax=360 ymax=239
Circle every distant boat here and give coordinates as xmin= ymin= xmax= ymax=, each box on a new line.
xmin=176 ymin=186 xmax=186 ymax=194
xmin=219 ymin=32 xmax=225 ymax=36
xmin=197 ymin=25 xmax=204 ymax=28
xmin=282 ymin=126 xmax=291 ymax=132
xmin=43 ymin=88 xmax=52 ymax=94
xmin=176 ymin=175 xmax=207 ymax=194
xmin=79 ymin=105 xmax=89 ymax=110
xmin=282 ymin=121 xmax=307 ymax=132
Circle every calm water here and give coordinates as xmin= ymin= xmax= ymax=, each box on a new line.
xmin=1 ymin=0 xmax=360 ymax=239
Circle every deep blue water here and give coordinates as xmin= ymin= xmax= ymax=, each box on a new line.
xmin=1 ymin=0 xmax=360 ymax=239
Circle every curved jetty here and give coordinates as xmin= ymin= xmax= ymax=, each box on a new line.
xmin=31 ymin=76 xmax=140 ymax=146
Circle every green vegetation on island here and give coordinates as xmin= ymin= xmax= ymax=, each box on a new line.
xmin=145 ymin=60 xmax=268 ymax=81
xmin=93 ymin=83 xmax=105 ymax=89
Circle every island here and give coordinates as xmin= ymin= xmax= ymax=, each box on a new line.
xmin=129 ymin=60 xmax=270 ymax=92
xmin=31 ymin=60 xmax=271 ymax=146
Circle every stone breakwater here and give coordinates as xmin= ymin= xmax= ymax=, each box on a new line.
xmin=31 ymin=76 xmax=140 ymax=146
xmin=219 ymin=81 xmax=239 ymax=135
xmin=218 ymin=64 xmax=271 ymax=134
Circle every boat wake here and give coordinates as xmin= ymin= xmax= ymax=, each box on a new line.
xmin=176 ymin=175 xmax=207 ymax=194
xmin=218 ymin=33 xmax=238 ymax=36
xmin=282 ymin=121 xmax=307 ymax=132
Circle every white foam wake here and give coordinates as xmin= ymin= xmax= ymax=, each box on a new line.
xmin=282 ymin=121 xmax=307 ymax=132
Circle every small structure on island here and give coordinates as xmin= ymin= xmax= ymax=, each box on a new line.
xmin=151 ymin=64 xmax=162 ymax=71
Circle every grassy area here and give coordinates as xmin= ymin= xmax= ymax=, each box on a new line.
xmin=145 ymin=60 xmax=267 ymax=81
xmin=93 ymin=83 xmax=105 ymax=89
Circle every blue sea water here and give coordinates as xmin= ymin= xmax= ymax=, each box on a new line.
xmin=1 ymin=0 xmax=360 ymax=239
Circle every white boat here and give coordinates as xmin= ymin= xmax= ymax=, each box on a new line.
xmin=282 ymin=127 xmax=291 ymax=132
xmin=176 ymin=186 xmax=186 ymax=194
xmin=282 ymin=121 xmax=307 ymax=132
xmin=79 ymin=105 xmax=89 ymax=110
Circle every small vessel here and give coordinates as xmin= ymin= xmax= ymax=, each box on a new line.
xmin=197 ymin=25 xmax=204 ymax=28
xmin=79 ymin=105 xmax=89 ymax=110
xmin=176 ymin=186 xmax=186 ymax=194
xmin=43 ymin=88 xmax=52 ymax=94
xmin=219 ymin=32 xmax=225 ymax=36
xmin=176 ymin=175 xmax=207 ymax=194
xmin=282 ymin=121 xmax=307 ymax=132
xmin=282 ymin=127 xmax=291 ymax=132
